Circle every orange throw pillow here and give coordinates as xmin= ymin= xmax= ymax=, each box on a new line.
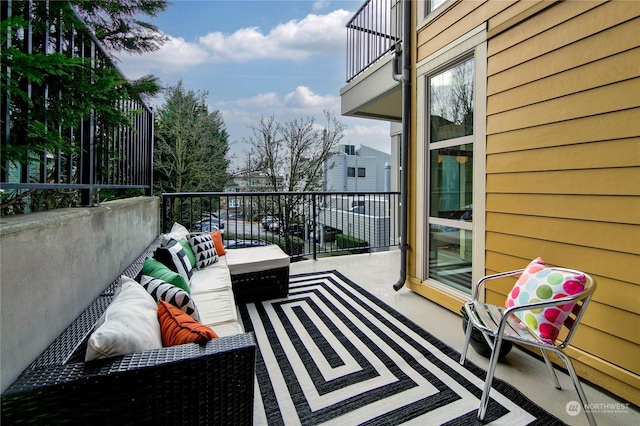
xmin=210 ymin=230 xmax=226 ymax=256
xmin=157 ymin=300 xmax=218 ymax=347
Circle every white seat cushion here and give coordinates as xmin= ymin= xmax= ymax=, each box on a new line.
xmin=189 ymin=260 xmax=231 ymax=294
xmin=206 ymin=319 xmax=244 ymax=338
xmin=225 ymin=245 xmax=290 ymax=276
xmin=191 ymin=287 xmax=239 ymax=328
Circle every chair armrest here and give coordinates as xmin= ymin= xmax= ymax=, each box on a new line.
xmin=472 ymin=269 xmax=524 ymax=300
xmin=2 ymin=333 xmax=256 ymax=424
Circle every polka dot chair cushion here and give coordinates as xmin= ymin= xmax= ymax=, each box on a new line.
xmin=505 ymin=258 xmax=586 ymax=341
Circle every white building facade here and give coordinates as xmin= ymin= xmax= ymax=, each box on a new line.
xmin=324 ymin=144 xmax=391 ymax=192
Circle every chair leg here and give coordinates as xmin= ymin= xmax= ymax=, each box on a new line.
xmin=556 ymin=351 xmax=597 ymax=426
xmin=460 ymin=313 xmax=474 ymax=365
xmin=540 ymin=349 xmax=561 ymax=389
xmin=477 ymin=335 xmax=504 ymax=421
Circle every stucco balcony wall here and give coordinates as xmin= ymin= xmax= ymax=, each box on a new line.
xmin=0 ymin=196 xmax=159 ymax=392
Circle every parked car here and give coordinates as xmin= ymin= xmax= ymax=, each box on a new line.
xmin=196 ymin=214 xmax=225 ymax=232
xmin=287 ymin=223 xmax=306 ymax=239
xmin=261 ymin=216 xmax=276 ymax=230
xmin=261 ymin=216 xmax=281 ymax=232
xmin=268 ymin=220 xmax=281 ymax=233
xmin=192 ymin=221 xmax=220 ymax=233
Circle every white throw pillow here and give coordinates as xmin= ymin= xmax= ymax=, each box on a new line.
xmin=161 ymin=222 xmax=190 ymax=245
xmin=85 ymin=276 xmax=162 ymax=361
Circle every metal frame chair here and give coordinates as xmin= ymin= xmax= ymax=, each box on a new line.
xmin=459 ymin=267 xmax=597 ymax=425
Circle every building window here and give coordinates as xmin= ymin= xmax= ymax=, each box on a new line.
xmin=357 ymin=167 xmax=366 ymax=177
xmin=345 ymin=145 xmax=356 ymax=155
xmin=347 ymin=167 xmax=356 ymax=177
xmin=427 ymin=56 xmax=474 ymax=294
xmin=427 ymin=0 xmax=447 ymax=15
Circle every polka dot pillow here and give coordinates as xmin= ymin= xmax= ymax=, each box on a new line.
xmin=505 ymin=257 xmax=586 ymax=341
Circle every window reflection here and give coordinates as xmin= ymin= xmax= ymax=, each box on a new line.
xmin=429 ymin=57 xmax=474 ymax=143
xmin=429 ymin=225 xmax=472 ymax=292
xmin=430 ymin=144 xmax=473 ymax=219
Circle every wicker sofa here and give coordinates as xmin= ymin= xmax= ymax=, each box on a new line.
xmin=1 ymin=233 xmax=289 ymax=425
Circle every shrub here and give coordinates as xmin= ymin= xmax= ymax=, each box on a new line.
xmin=336 ymin=234 xmax=369 ymax=253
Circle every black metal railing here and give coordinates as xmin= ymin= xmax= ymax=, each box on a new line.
xmin=162 ymin=191 xmax=400 ymax=261
xmin=346 ymin=0 xmax=403 ymax=82
xmin=1 ymin=0 xmax=153 ymax=206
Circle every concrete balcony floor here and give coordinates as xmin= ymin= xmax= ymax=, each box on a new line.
xmin=286 ymin=249 xmax=639 ymax=425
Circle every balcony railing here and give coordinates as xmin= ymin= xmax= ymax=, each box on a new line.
xmin=162 ymin=191 xmax=400 ymax=261
xmin=1 ymin=0 xmax=153 ymax=206
xmin=346 ymin=0 xmax=403 ymax=82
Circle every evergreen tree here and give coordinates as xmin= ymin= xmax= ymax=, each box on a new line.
xmin=73 ymin=0 xmax=168 ymax=55
xmin=154 ymin=80 xmax=230 ymax=195
xmin=1 ymin=0 xmax=166 ymax=213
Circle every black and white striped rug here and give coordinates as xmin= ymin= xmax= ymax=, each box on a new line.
xmin=239 ymin=271 xmax=563 ymax=425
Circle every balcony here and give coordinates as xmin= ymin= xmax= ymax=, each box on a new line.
xmin=341 ymin=0 xmax=403 ymax=121
xmin=283 ymin=251 xmax=635 ymax=425
xmin=161 ymin=191 xmax=401 ymax=261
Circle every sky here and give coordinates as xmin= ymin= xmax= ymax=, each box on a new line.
xmin=116 ymin=0 xmax=392 ymax=169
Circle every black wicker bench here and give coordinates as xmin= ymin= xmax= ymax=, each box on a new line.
xmin=1 ymin=237 xmax=257 ymax=425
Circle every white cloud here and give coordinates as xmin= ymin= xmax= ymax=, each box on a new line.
xmin=117 ymin=9 xmax=352 ymax=80
xmin=117 ymin=36 xmax=209 ymax=78
xmin=198 ymin=9 xmax=351 ymax=62
xmin=343 ymin=119 xmax=392 ymax=154
xmin=283 ymin=86 xmax=338 ymax=110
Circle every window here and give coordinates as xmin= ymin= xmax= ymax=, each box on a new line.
xmin=357 ymin=167 xmax=366 ymax=177
xmin=427 ymin=0 xmax=447 ymax=15
xmin=347 ymin=167 xmax=356 ymax=177
xmin=427 ymin=56 xmax=474 ymax=293
xmin=345 ymin=145 xmax=355 ymax=155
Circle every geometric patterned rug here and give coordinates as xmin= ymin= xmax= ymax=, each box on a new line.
xmin=238 ymin=271 xmax=565 ymax=425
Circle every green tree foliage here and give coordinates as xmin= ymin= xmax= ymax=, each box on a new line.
xmin=73 ymin=0 xmax=168 ymax=54
xmin=1 ymin=0 xmax=165 ymax=214
xmin=154 ymin=80 xmax=230 ymax=195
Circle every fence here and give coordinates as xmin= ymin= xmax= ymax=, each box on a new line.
xmin=162 ymin=191 xmax=400 ymax=261
xmin=1 ymin=0 xmax=153 ymax=208
xmin=346 ymin=0 xmax=403 ymax=82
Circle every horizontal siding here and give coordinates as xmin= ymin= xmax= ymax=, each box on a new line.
xmin=487 ymin=0 xmax=636 ymax=75
xmin=418 ymin=0 xmax=510 ymax=61
xmin=571 ymin=326 xmax=639 ymax=375
xmin=487 ymin=139 xmax=640 ymax=173
xmin=413 ymin=0 xmax=640 ymax=400
xmin=487 ymin=48 xmax=640 ymax=115
xmin=487 ymin=109 xmax=640 ymax=153
xmin=485 ymin=251 xmax=640 ymax=314
xmin=486 ymin=0 xmax=603 ymax=55
xmin=488 ymin=78 xmax=640 ymax=133
xmin=487 ymin=18 xmax=639 ymax=95
xmin=487 ymin=193 xmax=640 ymax=225
xmin=486 ymin=168 xmax=640 ymax=195
xmin=486 ymin=212 xmax=640 ymax=256
xmin=484 ymin=233 xmax=639 ymax=296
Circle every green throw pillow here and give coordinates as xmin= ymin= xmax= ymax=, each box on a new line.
xmin=142 ymin=257 xmax=190 ymax=294
xmin=178 ymin=238 xmax=196 ymax=268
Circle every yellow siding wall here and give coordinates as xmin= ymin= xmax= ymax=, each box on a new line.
xmin=413 ymin=0 xmax=640 ymax=404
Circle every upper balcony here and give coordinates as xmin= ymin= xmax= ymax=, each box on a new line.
xmin=341 ymin=0 xmax=403 ymax=122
